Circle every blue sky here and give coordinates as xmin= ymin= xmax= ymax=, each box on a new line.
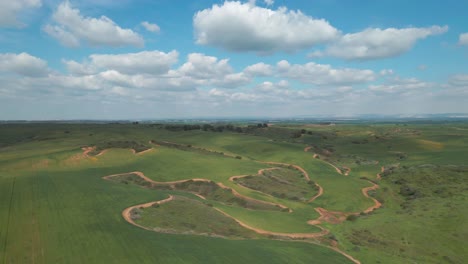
xmin=0 ymin=0 xmax=467 ymax=119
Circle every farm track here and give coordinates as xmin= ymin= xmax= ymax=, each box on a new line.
xmin=121 ymin=195 xmax=174 ymax=231
xmin=103 ymin=171 xmax=290 ymax=211
xmin=120 ymin=194 xmax=360 ymax=264
xmin=102 ymin=144 xmax=385 ymax=264
xmin=82 ymin=146 xmax=154 ymax=158
xmin=304 ymin=146 xmax=382 ymax=216
xmin=304 ymin=147 xmax=350 ymax=176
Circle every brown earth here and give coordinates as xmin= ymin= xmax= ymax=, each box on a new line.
xmin=361 ymin=180 xmax=381 ymax=214
xmin=132 ymin=148 xmax=154 ymax=155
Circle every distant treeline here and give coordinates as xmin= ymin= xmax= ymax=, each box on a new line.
xmin=159 ymin=123 xmax=267 ymax=133
xmin=151 ymin=123 xmax=314 ymax=139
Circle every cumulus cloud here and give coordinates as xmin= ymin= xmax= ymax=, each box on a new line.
xmin=84 ymin=50 xmax=178 ymax=75
xmin=448 ymin=74 xmax=468 ymax=86
xmin=43 ymin=24 xmax=80 ymax=47
xmin=459 ymin=33 xmax=468 ymax=46
xmin=243 ymin=62 xmax=273 ymax=77
xmin=0 ymin=0 xmax=42 ymax=27
xmin=57 ymin=51 xmax=256 ymax=94
xmin=63 ymin=50 xmax=178 ymax=77
xmin=369 ymin=77 xmax=433 ymax=93
xmin=177 ymin=53 xmax=233 ymax=79
xmin=0 ymin=52 xmax=49 ymax=77
xmin=312 ymin=26 xmax=448 ymax=60
xmin=141 ymin=21 xmax=160 ymax=33
xmin=276 ymin=60 xmax=375 ymax=85
xmin=193 ymin=1 xmax=339 ymax=53
xmin=2 ymin=49 xmax=467 ymax=118
xmin=44 ymin=1 xmax=143 ymax=47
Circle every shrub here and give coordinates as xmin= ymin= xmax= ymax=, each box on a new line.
xmin=346 ymin=214 xmax=359 ymax=221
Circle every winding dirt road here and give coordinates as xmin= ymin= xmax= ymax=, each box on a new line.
xmin=104 ymin=171 xmax=290 ymax=211
xmin=304 ymin=147 xmax=350 ymax=176
xmin=376 ymin=166 xmax=384 ymax=180
xmin=104 ymin=143 xmax=389 ymax=264
xmin=361 ymin=181 xmax=381 ymax=213
xmin=121 ymin=195 xmax=174 ymax=231
xmin=103 ymin=171 xmax=212 ymax=185
xmin=82 ymin=146 xmax=153 ymax=158
xmin=132 ymin=148 xmax=154 ymax=155
xmin=230 ymin=166 xmax=324 ymax=204
xmin=213 ymin=207 xmax=329 ymax=239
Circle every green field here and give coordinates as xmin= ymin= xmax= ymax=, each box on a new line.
xmin=0 ymin=122 xmax=467 ymax=263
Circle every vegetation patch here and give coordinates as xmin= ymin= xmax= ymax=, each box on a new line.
xmin=151 ymin=140 xmax=233 ymax=158
xmin=106 ymin=173 xmax=285 ymax=212
xmin=233 ymin=168 xmax=319 ymax=202
xmin=134 ymin=196 xmax=259 ymax=239
xmin=88 ymin=140 xmax=150 ymax=155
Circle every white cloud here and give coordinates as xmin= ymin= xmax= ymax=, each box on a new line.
xmin=90 ymin=50 xmax=178 ymax=75
xmin=255 ymin=80 xmax=290 ymax=95
xmin=459 ymin=33 xmax=468 ymax=46
xmin=43 ymin=24 xmax=80 ymax=47
xmin=0 ymin=0 xmax=41 ymax=27
xmin=0 ymin=52 xmax=48 ymax=77
xmin=448 ymin=74 xmax=468 ymax=86
xmin=312 ymin=26 xmax=448 ymax=60
xmin=193 ymin=1 xmax=339 ymax=53
xmin=4 ymin=48 xmax=466 ymax=119
xmin=369 ymin=77 xmax=432 ymax=93
xmin=65 ymin=50 xmax=178 ymax=75
xmin=276 ymin=60 xmax=375 ymax=85
xmin=244 ymin=62 xmax=273 ymax=77
xmin=213 ymin=72 xmax=251 ymax=88
xmin=178 ymin=53 xmax=233 ymax=79
xmin=44 ymin=1 xmax=143 ymax=47
xmin=264 ymin=0 xmax=274 ymax=6
xmin=141 ymin=21 xmax=160 ymax=33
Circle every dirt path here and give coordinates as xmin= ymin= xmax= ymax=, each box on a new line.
xmin=216 ymin=182 xmax=291 ymax=212
xmin=261 ymin=161 xmax=311 ymax=181
xmin=261 ymin=161 xmax=324 ymax=203
xmin=150 ymin=140 xmax=237 ymax=158
xmin=122 ymin=195 xmax=174 ymax=231
xmin=228 ymin=167 xmax=279 ymax=182
xmin=132 ymin=148 xmax=154 ymax=155
xmin=103 ymin=171 xmax=212 ymax=185
xmin=104 ymin=171 xmax=291 ymax=211
xmin=361 ymin=181 xmax=381 ymax=214
xmin=214 ymin=205 xmax=361 ymax=264
xmin=212 ymin=207 xmax=328 ymax=239
xmin=304 ymin=147 xmax=349 ymax=175
xmin=376 ymin=166 xmax=384 ymax=180
xmin=228 ymin=168 xmax=285 ymax=202
xmin=81 ymin=147 xmax=94 ymax=157
xmin=120 ymin=194 xmax=360 ymax=263
xmin=83 ymin=146 xmax=153 ymax=158
xmin=308 ymin=184 xmax=324 ymax=203
xmin=106 ymin=145 xmax=380 ymax=264
xmin=312 ymin=154 xmax=344 ymax=175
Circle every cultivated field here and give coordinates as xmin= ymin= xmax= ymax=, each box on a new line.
xmin=0 ymin=122 xmax=467 ymax=263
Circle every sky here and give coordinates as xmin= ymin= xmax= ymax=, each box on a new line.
xmin=0 ymin=0 xmax=467 ymax=120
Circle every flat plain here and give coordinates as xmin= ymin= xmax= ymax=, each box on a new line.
xmin=0 ymin=122 xmax=466 ymax=263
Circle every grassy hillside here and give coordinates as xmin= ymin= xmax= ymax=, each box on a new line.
xmin=0 ymin=122 xmax=467 ymax=263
